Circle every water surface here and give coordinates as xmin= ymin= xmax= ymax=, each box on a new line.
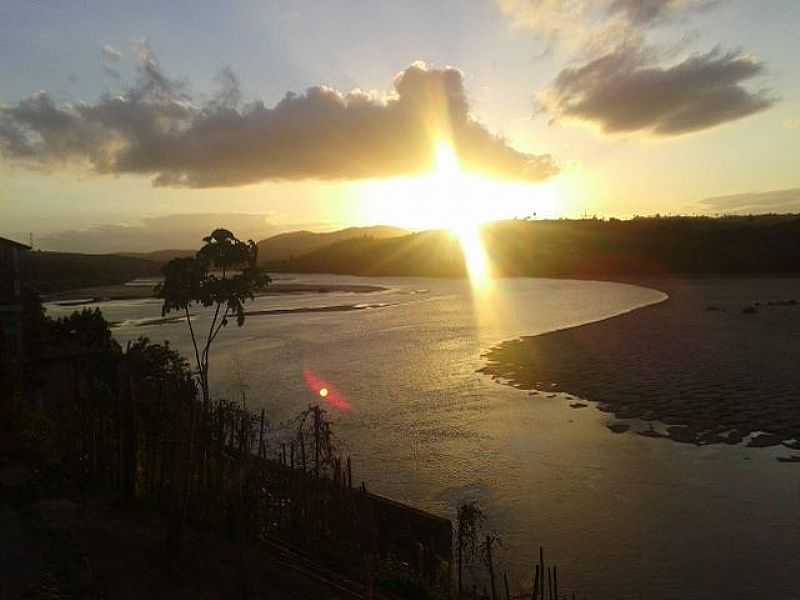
xmin=47 ymin=276 xmax=800 ymax=599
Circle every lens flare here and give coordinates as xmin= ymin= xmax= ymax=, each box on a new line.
xmin=303 ymin=369 xmax=351 ymax=411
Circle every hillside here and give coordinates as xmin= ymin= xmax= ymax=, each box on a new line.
xmin=265 ymin=215 xmax=800 ymax=278
xmin=263 ymin=230 xmax=465 ymax=276
xmin=116 ymin=249 xmax=195 ymax=264
xmin=256 ymin=225 xmax=407 ymax=264
xmin=22 ymin=251 xmax=161 ymax=294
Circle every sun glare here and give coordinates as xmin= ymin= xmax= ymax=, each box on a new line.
xmin=431 ymin=142 xmax=493 ymax=288
xmin=357 ymin=138 xmax=562 ymax=291
xmin=358 ymin=141 xmax=561 ymax=233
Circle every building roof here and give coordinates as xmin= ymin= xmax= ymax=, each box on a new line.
xmin=0 ymin=236 xmax=31 ymax=250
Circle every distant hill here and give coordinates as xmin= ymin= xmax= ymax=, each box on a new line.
xmin=23 ymin=216 xmax=800 ymax=293
xmin=116 ymin=249 xmax=196 ymax=264
xmin=264 ymin=230 xmax=465 ymax=276
xmin=22 ymin=251 xmax=161 ymax=294
xmin=265 ymin=215 xmax=800 ymax=278
xmin=256 ymin=226 xmax=407 ymax=264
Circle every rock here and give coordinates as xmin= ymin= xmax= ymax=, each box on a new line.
xmin=666 ymin=426 xmax=698 ymax=444
xmin=776 ymin=455 xmax=800 ymax=463
xmin=747 ymin=433 xmax=782 ymax=448
xmin=616 ymin=406 xmax=644 ymax=419
xmin=638 ymin=428 xmax=666 ymax=439
xmin=569 ymin=402 xmax=588 ymax=409
xmin=607 ymin=423 xmax=630 ymax=434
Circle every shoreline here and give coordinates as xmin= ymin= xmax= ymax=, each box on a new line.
xmin=480 ymin=277 xmax=800 ymax=450
xmin=43 ymin=282 xmax=387 ymax=304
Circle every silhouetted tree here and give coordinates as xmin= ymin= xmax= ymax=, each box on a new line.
xmin=457 ymin=500 xmax=485 ymax=596
xmin=156 ymin=229 xmax=270 ymax=403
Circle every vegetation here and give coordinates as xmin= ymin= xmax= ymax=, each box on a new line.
xmin=3 ymin=272 xmax=581 ymax=599
xmin=156 ymin=229 xmax=270 ymax=404
xmin=21 ymin=250 xmax=160 ymax=293
xmin=266 ymin=215 xmax=800 ymax=278
xmin=115 ymin=248 xmax=196 ymax=264
xmin=457 ymin=501 xmax=485 ymax=596
xmin=255 ymin=225 xmax=408 ymax=263
xmin=22 ymin=215 xmax=800 ymax=297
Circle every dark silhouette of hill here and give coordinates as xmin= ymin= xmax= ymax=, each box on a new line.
xmin=22 ymin=251 xmax=161 ymax=293
xmin=264 ymin=230 xmax=466 ymax=276
xmin=116 ymin=249 xmax=196 ymax=264
xmin=264 ymin=215 xmax=800 ymax=278
xmin=256 ymin=225 xmax=407 ymax=264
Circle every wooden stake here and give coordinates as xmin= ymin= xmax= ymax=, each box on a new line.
xmin=539 ymin=547 xmax=545 ymax=600
xmin=553 ymin=565 xmax=558 ymax=600
xmin=486 ymin=536 xmax=497 ymax=600
xmin=258 ymin=408 xmax=265 ymax=458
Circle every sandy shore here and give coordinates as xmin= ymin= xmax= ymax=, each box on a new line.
xmin=44 ymin=282 xmax=387 ymax=303
xmin=481 ymin=278 xmax=800 ymax=449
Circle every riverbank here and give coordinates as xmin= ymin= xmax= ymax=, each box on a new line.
xmin=44 ymin=282 xmax=387 ymax=303
xmin=481 ymin=277 xmax=800 ymax=450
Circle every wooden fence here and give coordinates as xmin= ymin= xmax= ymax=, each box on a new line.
xmin=35 ymin=351 xmax=453 ymax=595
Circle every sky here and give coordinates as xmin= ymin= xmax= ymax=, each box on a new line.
xmin=0 ymin=0 xmax=798 ymax=252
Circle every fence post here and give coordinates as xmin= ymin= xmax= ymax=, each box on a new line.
xmin=486 ymin=535 xmax=497 ymax=600
xmin=258 ymin=408 xmax=265 ymax=458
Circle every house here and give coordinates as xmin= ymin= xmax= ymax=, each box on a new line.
xmin=0 ymin=236 xmax=31 ymax=359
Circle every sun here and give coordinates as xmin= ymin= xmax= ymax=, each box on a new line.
xmin=358 ymin=142 xmax=561 ymax=232
xmin=357 ymin=138 xmax=562 ymax=289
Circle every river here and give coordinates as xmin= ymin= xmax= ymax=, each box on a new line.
xmin=46 ymin=275 xmax=800 ymax=599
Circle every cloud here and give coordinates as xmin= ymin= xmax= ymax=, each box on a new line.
xmin=102 ymin=64 xmax=121 ymax=80
xmin=606 ymin=0 xmax=722 ymax=25
xmin=538 ymin=46 xmax=775 ymax=136
xmin=0 ymin=53 xmax=557 ymax=187
xmin=700 ymin=188 xmax=800 ymax=214
xmin=39 ymin=213 xmax=282 ymax=253
xmin=102 ymin=44 xmax=122 ymax=62
xmin=497 ymin=0 xmax=722 ymax=49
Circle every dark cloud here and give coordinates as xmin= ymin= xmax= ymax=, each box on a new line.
xmin=606 ymin=0 xmax=722 ymax=25
xmin=539 ymin=46 xmax=775 ymax=136
xmin=700 ymin=188 xmax=800 ymax=214
xmin=39 ymin=213 xmax=282 ymax=253
xmin=0 ymin=54 xmax=557 ymax=186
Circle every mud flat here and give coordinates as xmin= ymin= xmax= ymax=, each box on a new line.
xmin=481 ymin=278 xmax=800 ymax=448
